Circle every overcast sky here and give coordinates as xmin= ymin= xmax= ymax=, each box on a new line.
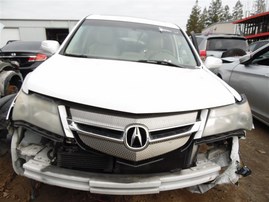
xmin=0 ymin=0 xmax=253 ymax=30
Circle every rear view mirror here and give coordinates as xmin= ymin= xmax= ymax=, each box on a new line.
xmin=41 ymin=40 xmax=60 ymax=54
xmin=204 ymin=56 xmax=222 ymax=69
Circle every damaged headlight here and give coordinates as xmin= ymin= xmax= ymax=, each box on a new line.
xmin=203 ymin=95 xmax=253 ymax=137
xmin=12 ymin=90 xmax=64 ymax=136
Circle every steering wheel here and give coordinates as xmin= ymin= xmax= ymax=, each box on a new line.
xmin=148 ymin=50 xmax=178 ymax=63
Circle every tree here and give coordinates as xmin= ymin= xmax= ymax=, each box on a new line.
xmin=232 ymin=0 xmax=243 ymax=20
xmin=254 ymin=0 xmax=266 ymax=14
xmin=223 ymin=5 xmax=232 ymax=21
xmin=207 ymin=0 xmax=224 ymax=25
xmin=186 ymin=0 xmax=202 ymax=35
xmin=199 ymin=8 xmax=209 ymax=30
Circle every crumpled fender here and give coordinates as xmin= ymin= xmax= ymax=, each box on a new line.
xmin=188 ymin=136 xmax=241 ymax=193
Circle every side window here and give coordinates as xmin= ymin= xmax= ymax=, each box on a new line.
xmin=252 ymin=50 xmax=269 ymax=66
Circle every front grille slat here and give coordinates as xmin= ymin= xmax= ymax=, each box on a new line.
xmin=151 ymin=124 xmax=193 ymax=140
xmin=70 ymin=108 xmax=198 ymax=132
xmin=76 ymin=123 xmax=123 ymax=139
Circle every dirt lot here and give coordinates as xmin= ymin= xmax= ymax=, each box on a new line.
xmin=0 ymin=119 xmax=268 ymax=202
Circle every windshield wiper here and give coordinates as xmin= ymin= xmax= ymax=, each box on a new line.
xmin=64 ymin=53 xmax=114 ymax=60
xmin=137 ymin=59 xmax=184 ymax=68
xmin=64 ymin=53 xmax=90 ymax=58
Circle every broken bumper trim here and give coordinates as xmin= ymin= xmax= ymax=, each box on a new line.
xmin=23 ymin=159 xmax=220 ymax=195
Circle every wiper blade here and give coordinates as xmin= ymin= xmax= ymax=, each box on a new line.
xmin=64 ymin=53 xmax=114 ymax=60
xmin=64 ymin=53 xmax=94 ymax=58
xmin=137 ymin=59 xmax=184 ymax=68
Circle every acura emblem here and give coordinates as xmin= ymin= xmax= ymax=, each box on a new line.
xmin=124 ymin=124 xmax=149 ymax=151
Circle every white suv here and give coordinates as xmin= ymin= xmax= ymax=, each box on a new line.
xmin=196 ymin=34 xmax=249 ymax=60
xmin=8 ymin=15 xmax=252 ymax=195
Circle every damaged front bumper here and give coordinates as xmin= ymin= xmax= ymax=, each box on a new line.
xmin=11 ymin=127 xmax=243 ymax=195
xmin=22 ymin=158 xmax=220 ymax=195
xmin=9 ymin=91 xmax=253 ymax=195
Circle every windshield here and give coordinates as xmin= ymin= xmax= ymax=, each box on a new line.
xmin=63 ymin=19 xmax=198 ymax=67
xmin=207 ymin=38 xmax=248 ymax=51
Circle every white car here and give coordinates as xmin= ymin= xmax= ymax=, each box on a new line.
xmin=8 ymin=15 xmax=253 ymax=195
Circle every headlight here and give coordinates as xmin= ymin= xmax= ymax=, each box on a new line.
xmin=203 ymin=95 xmax=253 ymax=137
xmin=12 ymin=91 xmax=64 ymax=136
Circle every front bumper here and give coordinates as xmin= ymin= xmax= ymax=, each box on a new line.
xmin=23 ymin=158 xmax=220 ymax=195
xmin=10 ymin=123 xmax=244 ymax=195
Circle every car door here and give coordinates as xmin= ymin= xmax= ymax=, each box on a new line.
xmin=229 ymin=49 xmax=269 ymax=124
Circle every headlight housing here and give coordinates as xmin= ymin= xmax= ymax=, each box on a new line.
xmin=203 ymin=95 xmax=253 ymax=137
xmin=12 ymin=90 xmax=64 ymax=136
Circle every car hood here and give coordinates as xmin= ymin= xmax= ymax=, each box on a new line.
xmin=24 ymin=54 xmax=236 ymax=114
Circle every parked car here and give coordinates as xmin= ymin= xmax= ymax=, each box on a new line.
xmin=196 ymin=34 xmax=249 ymax=60
xmin=216 ymin=43 xmax=269 ymax=126
xmin=249 ymin=39 xmax=269 ymax=52
xmin=0 ymin=40 xmax=59 ymax=78
xmin=7 ymin=15 xmax=253 ymax=195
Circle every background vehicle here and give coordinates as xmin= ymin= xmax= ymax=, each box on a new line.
xmin=196 ymin=34 xmax=249 ymax=60
xmin=216 ymin=43 xmax=269 ymax=126
xmin=249 ymin=39 xmax=269 ymax=52
xmin=0 ymin=40 xmax=59 ymax=78
xmin=8 ymin=15 xmax=252 ymax=195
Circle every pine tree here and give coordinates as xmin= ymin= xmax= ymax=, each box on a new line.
xmin=186 ymin=0 xmax=202 ymax=35
xmin=254 ymin=0 xmax=266 ymax=14
xmin=207 ymin=0 xmax=224 ymax=25
xmin=199 ymin=8 xmax=208 ymax=30
xmin=232 ymin=0 xmax=243 ymax=20
xmin=223 ymin=5 xmax=232 ymax=21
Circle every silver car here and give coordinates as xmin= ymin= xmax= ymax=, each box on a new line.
xmin=216 ymin=44 xmax=269 ymax=126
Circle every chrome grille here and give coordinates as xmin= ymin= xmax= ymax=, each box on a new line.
xmin=69 ymin=108 xmax=198 ymax=131
xmin=62 ymin=106 xmax=201 ymax=161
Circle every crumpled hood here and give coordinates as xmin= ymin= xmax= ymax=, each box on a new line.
xmin=23 ymin=54 xmax=236 ymax=113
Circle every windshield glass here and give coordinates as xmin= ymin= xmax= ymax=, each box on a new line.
xmin=63 ymin=19 xmax=198 ymax=67
xmin=207 ymin=38 xmax=248 ymax=51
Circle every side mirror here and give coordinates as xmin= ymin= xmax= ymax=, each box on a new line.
xmin=204 ymin=56 xmax=222 ymax=69
xmin=239 ymin=54 xmax=251 ymax=64
xmin=41 ymin=40 xmax=60 ymax=54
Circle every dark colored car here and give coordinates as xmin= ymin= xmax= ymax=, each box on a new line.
xmin=0 ymin=40 xmax=59 ymax=78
